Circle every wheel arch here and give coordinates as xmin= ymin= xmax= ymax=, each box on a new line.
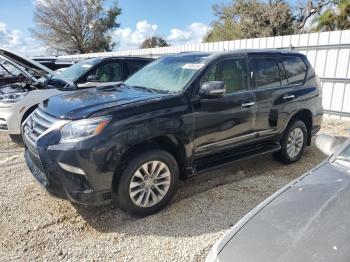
xmin=21 ymin=104 xmax=38 ymax=124
xmin=285 ymin=109 xmax=313 ymax=145
xmin=112 ymin=134 xmax=188 ymax=195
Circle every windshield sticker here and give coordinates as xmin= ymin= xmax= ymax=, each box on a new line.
xmin=82 ymin=64 xmax=93 ymax=68
xmin=182 ymin=63 xmax=205 ymax=70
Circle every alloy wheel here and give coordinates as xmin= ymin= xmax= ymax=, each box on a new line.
xmin=129 ymin=161 xmax=171 ymax=208
xmin=287 ymin=127 xmax=304 ymax=158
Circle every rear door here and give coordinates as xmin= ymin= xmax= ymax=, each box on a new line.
xmin=249 ymin=55 xmax=293 ymax=138
xmin=193 ymin=56 xmax=256 ymax=157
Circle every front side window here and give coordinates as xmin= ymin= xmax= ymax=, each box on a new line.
xmin=252 ymin=57 xmax=281 ymax=89
xmin=201 ymin=58 xmax=248 ymax=94
xmin=282 ymin=56 xmax=307 ymax=85
xmin=125 ymin=54 xmax=210 ymax=93
xmin=88 ymin=62 xmax=122 ymax=82
xmin=126 ymin=60 xmax=149 ymax=77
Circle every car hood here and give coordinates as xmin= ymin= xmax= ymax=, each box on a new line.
xmin=40 ymin=85 xmax=172 ymax=120
xmin=0 ymin=48 xmax=74 ymax=87
xmin=215 ymin=161 xmax=350 ymax=262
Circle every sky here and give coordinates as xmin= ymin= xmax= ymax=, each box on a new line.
xmin=0 ymin=0 xmax=231 ymax=56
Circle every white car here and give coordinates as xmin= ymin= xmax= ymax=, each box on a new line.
xmin=0 ymin=48 xmax=153 ymax=143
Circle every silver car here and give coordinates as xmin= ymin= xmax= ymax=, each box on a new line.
xmin=207 ymin=133 xmax=350 ymax=262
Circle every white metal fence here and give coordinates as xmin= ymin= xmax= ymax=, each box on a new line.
xmin=61 ymin=30 xmax=350 ymax=117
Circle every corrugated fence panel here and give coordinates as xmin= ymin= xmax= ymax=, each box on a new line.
xmin=60 ymin=30 xmax=350 ymax=117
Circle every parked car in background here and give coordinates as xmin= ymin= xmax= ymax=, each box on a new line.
xmin=55 ymin=56 xmax=154 ymax=88
xmin=1 ymin=60 xmax=33 ymax=86
xmin=0 ymin=57 xmax=74 ymax=87
xmin=23 ymin=50 xmax=323 ymax=216
xmin=0 ymin=48 xmax=153 ymax=143
xmin=206 ymin=134 xmax=350 ymax=262
xmin=32 ymin=57 xmax=76 ymax=71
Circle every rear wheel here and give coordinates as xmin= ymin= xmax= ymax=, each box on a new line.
xmin=278 ymin=120 xmax=307 ymax=164
xmin=115 ymin=149 xmax=179 ymax=216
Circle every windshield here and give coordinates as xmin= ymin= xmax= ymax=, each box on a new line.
xmin=57 ymin=58 xmax=98 ymax=82
xmin=124 ymin=54 xmax=210 ymax=93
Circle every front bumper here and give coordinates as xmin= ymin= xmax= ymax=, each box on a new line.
xmin=24 ymin=134 xmax=115 ymax=205
xmin=0 ymin=105 xmax=13 ymax=133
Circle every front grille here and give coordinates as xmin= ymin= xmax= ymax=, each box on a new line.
xmin=23 ymin=108 xmax=58 ymax=155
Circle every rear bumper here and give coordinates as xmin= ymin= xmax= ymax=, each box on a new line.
xmin=24 ymin=149 xmax=112 ymax=205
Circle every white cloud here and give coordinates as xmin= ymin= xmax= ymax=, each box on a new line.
xmin=112 ymin=20 xmax=158 ymax=50
xmin=167 ymin=23 xmax=210 ymax=46
xmin=0 ymin=22 xmax=49 ymax=57
xmin=112 ymin=21 xmax=210 ymax=50
xmin=0 ymin=19 xmax=211 ymax=55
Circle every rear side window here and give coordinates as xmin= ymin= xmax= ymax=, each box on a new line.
xmin=252 ymin=57 xmax=281 ymax=89
xmin=282 ymin=56 xmax=307 ymax=85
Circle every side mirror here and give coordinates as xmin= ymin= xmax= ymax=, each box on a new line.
xmin=87 ymin=75 xmax=99 ymax=82
xmin=315 ymin=134 xmax=343 ymax=156
xmin=199 ymin=81 xmax=226 ymax=98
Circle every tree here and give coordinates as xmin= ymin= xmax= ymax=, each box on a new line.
xmin=140 ymin=37 xmax=170 ymax=48
xmin=203 ymin=0 xmax=340 ymax=42
xmin=204 ymin=0 xmax=295 ymax=42
xmin=31 ymin=0 xmax=121 ymax=54
xmin=312 ymin=0 xmax=350 ymax=31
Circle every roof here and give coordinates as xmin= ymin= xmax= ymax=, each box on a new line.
xmin=165 ymin=49 xmax=302 ymax=61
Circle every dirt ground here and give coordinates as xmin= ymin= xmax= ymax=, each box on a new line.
xmin=0 ymin=117 xmax=349 ymax=262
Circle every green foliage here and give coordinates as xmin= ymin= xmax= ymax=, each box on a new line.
xmin=141 ymin=37 xmax=170 ymax=48
xmin=31 ymin=0 xmax=121 ymax=54
xmin=204 ymin=0 xmax=294 ymax=42
xmin=313 ymin=0 xmax=350 ymax=31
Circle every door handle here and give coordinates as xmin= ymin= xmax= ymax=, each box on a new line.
xmin=283 ymin=94 xmax=295 ymax=100
xmin=241 ymin=102 xmax=255 ymax=107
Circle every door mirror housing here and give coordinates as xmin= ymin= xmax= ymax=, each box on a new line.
xmin=199 ymin=81 xmax=226 ymax=98
xmin=86 ymin=75 xmax=99 ymax=82
xmin=315 ymin=134 xmax=343 ymax=156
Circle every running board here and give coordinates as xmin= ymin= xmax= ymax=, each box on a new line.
xmin=193 ymin=143 xmax=281 ymax=175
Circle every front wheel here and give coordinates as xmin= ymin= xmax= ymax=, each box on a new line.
xmin=115 ymin=149 xmax=179 ymax=216
xmin=278 ymin=120 xmax=307 ymax=164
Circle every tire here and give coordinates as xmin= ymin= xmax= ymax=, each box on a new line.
xmin=9 ymin=134 xmax=24 ymax=145
xmin=277 ymin=120 xmax=307 ymax=164
xmin=115 ymin=149 xmax=179 ymax=216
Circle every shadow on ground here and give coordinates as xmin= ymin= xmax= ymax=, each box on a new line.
xmin=74 ymin=143 xmax=326 ymax=237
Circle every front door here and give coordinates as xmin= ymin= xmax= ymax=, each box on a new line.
xmin=193 ymin=56 xmax=256 ymax=157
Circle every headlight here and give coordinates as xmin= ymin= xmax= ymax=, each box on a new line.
xmin=60 ymin=116 xmax=111 ymax=143
xmin=0 ymin=92 xmax=28 ymax=103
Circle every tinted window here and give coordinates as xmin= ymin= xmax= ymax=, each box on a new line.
xmin=88 ymin=62 xmax=122 ymax=82
xmin=201 ymin=58 xmax=248 ymax=94
xmin=126 ymin=60 xmax=150 ymax=77
xmin=282 ymin=56 xmax=307 ymax=85
xmin=252 ymin=58 xmax=281 ymax=89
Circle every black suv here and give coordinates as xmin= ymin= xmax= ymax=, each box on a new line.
xmin=23 ymin=50 xmax=323 ymax=216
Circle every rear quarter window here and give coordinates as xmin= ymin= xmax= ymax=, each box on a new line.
xmin=282 ymin=56 xmax=307 ymax=85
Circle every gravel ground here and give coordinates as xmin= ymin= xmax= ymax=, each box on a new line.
xmin=0 ymin=118 xmax=349 ymax=262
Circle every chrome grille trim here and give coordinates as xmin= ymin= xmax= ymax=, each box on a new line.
xmin=22 ymin=108 xmax=60 ymax=153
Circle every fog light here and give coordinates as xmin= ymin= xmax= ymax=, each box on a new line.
xmin=58 ymin=162 xmax=86 ymax=175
